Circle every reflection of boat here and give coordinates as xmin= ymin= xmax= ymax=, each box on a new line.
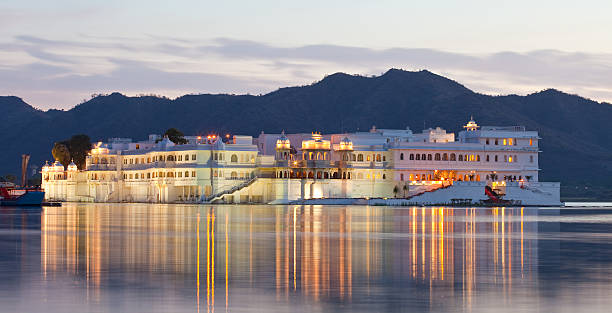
xmin=0 ymin=182 xmax=45 ymax=206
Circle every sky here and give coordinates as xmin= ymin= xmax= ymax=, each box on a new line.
xmin=2 ymin=0 xmax=612 ymax=110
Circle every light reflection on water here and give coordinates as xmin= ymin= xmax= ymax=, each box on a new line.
xmin=1 ymin=204 xmax=612 ymax=312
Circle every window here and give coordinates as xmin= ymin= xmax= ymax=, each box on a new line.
xmin=351 ymin=154 xmax=356 ymax=161
xmin=191 ymin=171 xmax=196 ymax=177
xmin=383 ymin=156 xmax=386 ymax=161
xmin=416 ymin=154 xmax=421 ymax=160
xmin=400 ymin=153 xmax=404 ymax=160
xmin=192 ymin=154 xmax=196 ymax=160
xmin=495 ymin=139 xmax=499 ymax=145
xmin=177 ymin=155 xmax=182 ymax=161
xmin=135 ymin=158 xmax=139 ymax=164
xmin=400 ymin=173 xmax=404 ymax=181
xmin=476 ymin=155 xmax=480 ymax=162
xmin=503 ymin=139 xmax=507 ymax=145
xmin=366 ymin=155 xmax=371 ymax=161
xmin=147 ymin=173 xmax=151 ymax=179
xmin=459 ymin=155 xmax=463 ymax=161
xmin=529 ymin=138 xmax=533 ymax=146
xmin=495 ymin=155 xmax=498 ymax=162
xmin=422 ymin=154 xmax=426 ymax=160
xmin=231 ymin=154 xmax=238 ymax=163
xmin=508 ymin=138 xmax=513 ymax=145
xmin=409 ymin=154 xmax=414 ymax=160
xmin=214 ymin=153 xmax=218 ymax=160
xmin=427 ymin=154 xmax=432 ymax=161
xmin=442 ymin=153 xmax=448 ymax=161
xmin=530 ymin=155 xmax=534 ymax=163
xmin=435 ymin=153 xmax=441 ymax=161
xmin=486 ymin=139 xmax=489 ymax=145
xmin=178 ymin=172 xmax=182 ymax=177
xmin=357 ymin=154 xmax=363 ymax=162
xmin=185 ymin=154 xmax=189 ymax=161
xmin=129 ymin=159 xmax=133 ymax=164
xmin=185 ymin=171 xmax=189 ymax=177
xmin=376 ymin=154 xmax=381 ymax=162
xmin=450 ymin=153 xmax=456 ymax=161
xmin=486 ymin=155 xmax=490 ymax=162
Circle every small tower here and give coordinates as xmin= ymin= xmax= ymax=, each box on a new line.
xmin=338 ymin=137 xmax=353 ymax=161
xmin=275 ymin=131 xmax=291 ymax=160
xmin=463 ymin=116 xmax=479 ymax=132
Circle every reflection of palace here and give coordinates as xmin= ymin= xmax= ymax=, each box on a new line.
xmin=40 ymin=204 xmax=537 ymax=309
xmin=41 ymin=119 xmax=560 ymax=205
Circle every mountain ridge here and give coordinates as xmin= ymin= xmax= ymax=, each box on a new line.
xmin=1 ymin=69 xmax=611 ymax=199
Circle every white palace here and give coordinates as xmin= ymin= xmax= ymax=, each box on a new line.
xmin=41 ymin=119 xmax=561 ymax=206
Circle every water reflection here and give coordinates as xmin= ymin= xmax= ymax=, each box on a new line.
xmin=33 ymin=204 xmax=544 ymax=312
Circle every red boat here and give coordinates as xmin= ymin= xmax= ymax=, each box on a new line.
xmin=0 ymin=182 xmax=45 ymax=206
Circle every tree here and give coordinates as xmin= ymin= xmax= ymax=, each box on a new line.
xmin=164 ymin=128 xmax=188 ymax=145
xmin=393 ymin=185 xmax=399 ymax=198
xmin=68 ymin=134 xmax=91 ymax=170
xmin=52 ymin=142 xmax=71 ymax=168
xmin=403 ymin=184 xmax=409 ymax=198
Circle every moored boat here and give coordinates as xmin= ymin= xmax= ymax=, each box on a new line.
xmin=0 ymin=182 xmax=45 ymax=206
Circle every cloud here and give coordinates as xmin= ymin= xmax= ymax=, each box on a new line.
xmin=1 ymin=34 xmax=612 ymax=110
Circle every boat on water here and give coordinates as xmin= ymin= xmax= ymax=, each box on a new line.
xmin=0 ymin=182 xmax=45 ymax=206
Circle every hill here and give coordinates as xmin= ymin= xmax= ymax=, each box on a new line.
xmin=1 ymin=69 xmax=611 ymax=200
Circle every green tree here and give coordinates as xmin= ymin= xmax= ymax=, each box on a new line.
xmin=402 ymin=184 xmax=409 ymax=198
xmin=164 ymin=128 xmax=188 ymax=145
xmin=68 ymin=134 xmax=91 ymax=170
xmin=52 ymin=142 xmax=71 ymax=168
xmin=393 ymin=185 xmax=399 ymax=198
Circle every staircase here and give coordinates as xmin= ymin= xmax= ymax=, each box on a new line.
xmin=200 ymin=177 xmax=258 ymax=204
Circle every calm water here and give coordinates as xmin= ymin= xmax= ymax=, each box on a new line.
xmin=1 ymin=204 xmax=612 ymax=312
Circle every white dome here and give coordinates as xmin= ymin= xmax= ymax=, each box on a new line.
xmin=67 ymin=160 xmax=78 ymax=172
xmin=52 ymin=160 xmax=64 ymax=171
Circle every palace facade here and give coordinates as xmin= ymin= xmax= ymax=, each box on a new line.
xmin=42 ymin=119 xmax=561 ymax=206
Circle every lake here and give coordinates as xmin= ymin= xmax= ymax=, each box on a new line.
xmin=1 ymin=203 xmax=612 ymax=312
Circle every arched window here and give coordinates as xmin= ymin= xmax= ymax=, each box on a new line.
xmin=185 ymin=171 xmax=189 ymax=177
xmin=400 ymin=153 xmax=404 ymax=160
xmin=347 ymin=172 xmax=351 ymax=179
xmin=435 ymin=153 xmax=441 ymax=161
xmin=450 ymin=153 xmax=456 ymax=161
xmin=308 ymin=171 xmax=314 ymax=179
xmin=416 ymin=154 xmax=421 ymax=160
xmin=495 ymin=155 xmax=498 ymax=162
xmin=357 ymin=154 xmax=363 ymax=162
xmin=382 ymin=174 xmax=386 ymax=179
xmin=486 ymin=155 xmax=490 ymax=162
xmin=476 ymin=155 xmax=481 ymax=162
xmin=422 ymin=154 xmax=426 ymax=160
xmin=366 ymin=155 xmax=371 ymax=161
xmin=185 ymin=154 xmax=189 ymax=161
xmin=427 ymin=154 xmax=432 ymax=161
xmin=231 ymin=171 xmax=237 ymax=179
xmin=442 ymin=153 xmax=448 ymax=161
xmin=409 ymin=154 xmax=414 ymax=160
xmin=459 ymin=155 xmax=463 ymax=161
xmin=351 ymin=154 xmax=356 ymax=161
xmin=324 ymin=172 xmax=329 ymax=179
xmin=231 ymin=154 xmax=238 ymax=163
xmin=376 ymin=154 xmax=381 ymax=162
xmin=383 ymin=156 xmax=386 ymax=161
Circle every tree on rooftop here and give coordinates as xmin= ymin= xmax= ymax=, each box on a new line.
xmin=164 ymin=128 xmax=188 ymax=145
xmin=52 ymin=142 xmax=71 ymax=168
xmin=68 ymin=134 xmax=91 ymax=170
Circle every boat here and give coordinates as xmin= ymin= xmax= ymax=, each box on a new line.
xmin=0 ymin=182 xmax=45 ymax=206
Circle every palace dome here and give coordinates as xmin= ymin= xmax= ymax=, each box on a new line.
xmin=276 ymin=132 xmax=290 ymax=150
xmin=67 ymin=160 xmax=78 ymax=172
